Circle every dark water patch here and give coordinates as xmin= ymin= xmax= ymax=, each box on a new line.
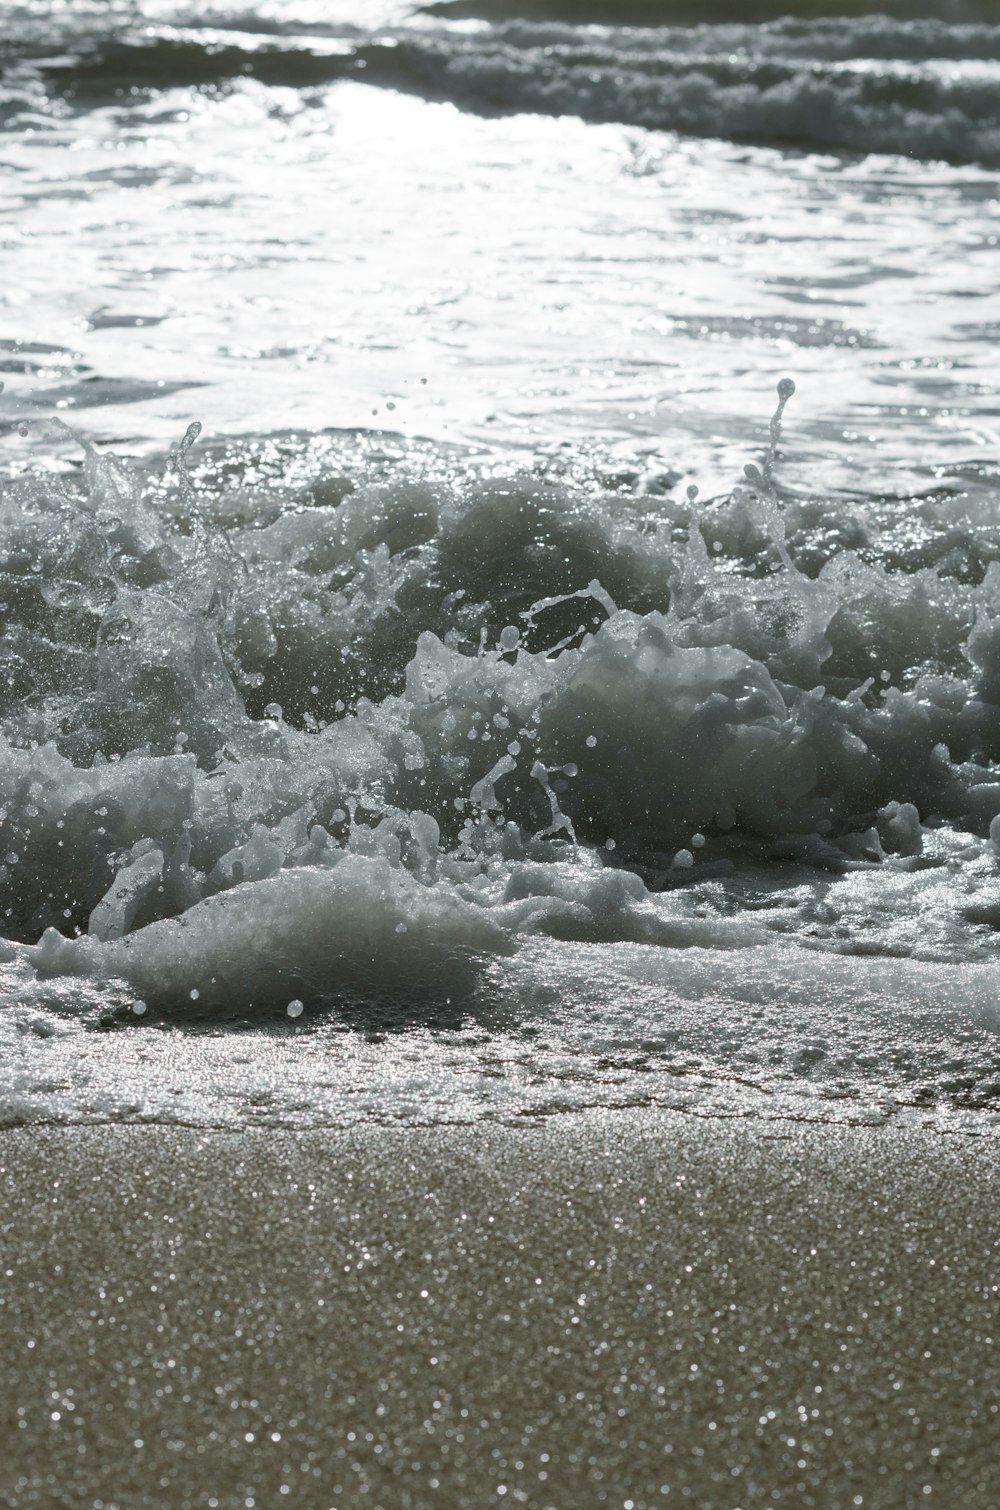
xmin=38 ymin=34 xmax=358 ymax=101
xmin=17 ymin=377 xmax=208 ymax=410
xmin=86 ymin=311 xmax=170 ymax=332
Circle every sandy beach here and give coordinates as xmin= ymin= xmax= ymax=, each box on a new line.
xmin=2 ymin=1110 xmax=998 ymax=1510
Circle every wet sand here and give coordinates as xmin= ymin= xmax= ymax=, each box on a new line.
xmin=1 ymin=1111 xmax=998 ymax=1510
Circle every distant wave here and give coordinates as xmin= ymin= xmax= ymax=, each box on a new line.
xmin=363 ymin=33 xmax=1000 ymax=164
xmin=25 ymin=19 xmax=1000 ymax=167
xmin=421 ymin=0 xmax=1000 ymax=24
xmin=486 ymin=16 xmax=1000 ymax=63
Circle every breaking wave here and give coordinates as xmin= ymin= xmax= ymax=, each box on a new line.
xmin=421 ymin=0 xmax=999 ymax=22
xmin=1 ymin=390 xmax=1000 ymax=969
xmin=354 ymin=30 xmax=1000 ymax=164
xmin=3 ymin=386 xmax=1000 ymax=1124
xmin=16 ymin=10 xmax=1000 ymax=166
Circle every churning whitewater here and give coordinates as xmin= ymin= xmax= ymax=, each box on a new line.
xmin=2 ymin=386 xmax=1000 ymax=1129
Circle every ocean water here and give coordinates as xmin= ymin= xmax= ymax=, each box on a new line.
xmin=2 ymin=0 xmax=1000 ymax=1131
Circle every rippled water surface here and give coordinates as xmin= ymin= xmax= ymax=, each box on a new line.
xmin=2 ymin=0 xmax=1000 ymax=1130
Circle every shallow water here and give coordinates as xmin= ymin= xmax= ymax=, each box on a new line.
xmin=2 ymin=0 xmax=1000 ymax=1130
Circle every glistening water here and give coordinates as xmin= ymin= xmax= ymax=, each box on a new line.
xmin=2 ymin=0 xmax=1000 ymax=1131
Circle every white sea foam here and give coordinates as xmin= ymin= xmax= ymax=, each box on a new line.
xmin=32 ymin=855 xmax=511 ymax=1008
xmin=0 ymin=393 xmax=998 ymax=1118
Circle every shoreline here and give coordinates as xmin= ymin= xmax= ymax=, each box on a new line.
xmin=2 ymin=1110 xmax=999 ymax=1509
